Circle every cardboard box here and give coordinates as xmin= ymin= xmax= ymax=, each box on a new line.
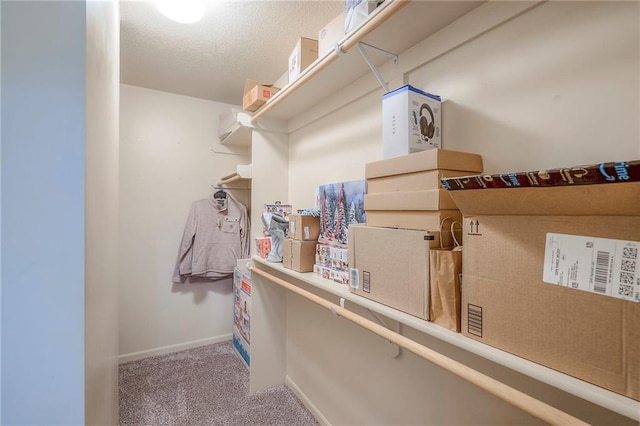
xmin=345 ymin=0 xmax=378 ymax=33
xmin=289 ymin=213 xmax=321 ymax=241
xmin=382 ymin=85 xmax=442 ymax=158
xmin=283 ymin=239 xmax=317 ymax=273
xmin=366 ymin=149 xmax=484 ymax=180
xmin=317 ymin=180 xmax=367 ymax=247
xmin=366 ymin=210 xmax=462 ymax=233
xmin=348 ymin=225 xmax=441 ymax=319
xmin=364 ymin=190 xmax=458 ymax=211
xmin=243 ymin=79 xmax=279 ymax=112
xmin=289 ymin=37 xmax=319 ymax=83
xmin=255 ymin=237 xmax=271 ymax=259
xmin=368 ymin=169 xmax=473 ymax=193
xmin=319 ymin=12 xmax=345 ymax=57
xmin=447 ymin=181 xmax=640 ymax=400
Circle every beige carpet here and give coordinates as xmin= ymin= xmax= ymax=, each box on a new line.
xmin=119 ymin=341 xmax=319 ymax=425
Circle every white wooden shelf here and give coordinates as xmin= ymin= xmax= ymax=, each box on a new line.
xmin=251 ymin=0 xmax=482 ymax=122
xmin=219 ymin=111 xmax=253 ymax=147
xmin=251 ymin=256 xmax=640 ymax=421
xmin=220 ymin=123 xmax=251 ymax=147
xmin=217 ymin=164 xmax=252 ymax=187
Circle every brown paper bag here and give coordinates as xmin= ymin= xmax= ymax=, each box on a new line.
xmin=429 ymin=219 xmax=462 ymax=332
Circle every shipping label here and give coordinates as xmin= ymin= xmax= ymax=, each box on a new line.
xmin=543 ymin=233 xmax=640 ymax=302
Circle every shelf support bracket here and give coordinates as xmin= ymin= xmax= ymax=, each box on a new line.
xmin=364 ymin=308 xmax=401 ymax=358
xmin=355 ymin=42 xmax=398 ymax=93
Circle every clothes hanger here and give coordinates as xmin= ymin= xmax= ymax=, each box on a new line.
xmin=213 ymin=189 xmax=227 ymax=199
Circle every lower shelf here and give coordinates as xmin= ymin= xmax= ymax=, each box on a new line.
xmin=251 ymin=256 xmax=639 ymax=421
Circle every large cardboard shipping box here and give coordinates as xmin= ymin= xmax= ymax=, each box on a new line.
xmin=382 ymin=85 xmax=442 ymax=158
xmin=366 ymin=149 xmax=483 ymax=180
xmin=364 ymin=189 xmax=458 ymax=211
xmin=288 ymin=37 xmax=319 ymax=83
xmin=447 ymin=181 xmax=640 ymax=400
xmin=243 ymin=79 xmax=279 ymax=112
xmin=349 ymin=225 xmax=441 ymax=319
xmin=283 ymin=239 xmax=317 ymax=273
xmin=289 ymin=213 xmax=321 ymax=241
xmin=368 ymin=169 xmax=472 ymax=193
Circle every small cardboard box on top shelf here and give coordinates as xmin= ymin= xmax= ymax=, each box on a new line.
xmin=243 ymin=79 xmax=280 ymax=112
xmin=288 ymin=37 xmax=319 ymax=83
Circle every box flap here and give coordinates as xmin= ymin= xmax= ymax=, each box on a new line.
xmin=448 ymin=182 xmax=640 ymax=216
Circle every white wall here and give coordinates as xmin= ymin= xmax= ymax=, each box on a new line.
xmin=119 ymin=84 xmax=249 ymax=359
xmin=86 ymin=1 xmax=120 ymax=424
xmin=0 ymin=2 xmax=3 ymax=419
xmin=285 ymin=2 xmax=639 ymax=424
xmin=1 ymin=2 xmax=86 ymax=424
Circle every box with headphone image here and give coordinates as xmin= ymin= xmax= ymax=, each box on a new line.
xmin=382 ymin=85 xmax=441 ymax=159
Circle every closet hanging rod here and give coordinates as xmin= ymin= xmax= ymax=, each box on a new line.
xmin=249 ymin=266 xmax=590 ymax=426
xmin=218 ymin=174 xmax=243 ymax=186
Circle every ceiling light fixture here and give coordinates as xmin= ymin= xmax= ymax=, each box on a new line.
xmin=153 ymin=0 xmax=206 ymax=24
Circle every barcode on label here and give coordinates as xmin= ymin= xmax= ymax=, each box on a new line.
xmin=467 ymin=304 xmax=483 ymax=337
xmin=363 ymin=271 xmax=371 ymax=293
xmin=594 ymin=251 xmax=610 ymax=293
xmin=349 ymin=268 xmax=359 ymax=289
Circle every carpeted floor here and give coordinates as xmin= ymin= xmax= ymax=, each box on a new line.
xmin=119 ymin=341 xmax=319 ymax=426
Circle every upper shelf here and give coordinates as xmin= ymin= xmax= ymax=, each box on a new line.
xmin=219 ymin=111 xmax=253 ymax=147
xmin=251 ymin=256 xmax=640 ymax=422
xmin=217 ymin=164 xmax=252 ymax=188
xmin=251 ymin=0 xmax=483 ymax=122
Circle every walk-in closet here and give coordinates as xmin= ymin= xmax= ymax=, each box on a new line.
xmin=1 ymin=1 xmax=639 ymax=425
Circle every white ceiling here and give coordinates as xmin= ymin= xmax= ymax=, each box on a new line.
xmin=120 ymin=0 xmax=345 ymax=105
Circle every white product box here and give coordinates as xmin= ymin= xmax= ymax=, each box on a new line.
xmin=345 ymin=0 xmax=378 ymax=33
xmin=319 ymin=12 xmax=346 ymax=58
xmin=382 ymin=85 xmax=442 ymax=159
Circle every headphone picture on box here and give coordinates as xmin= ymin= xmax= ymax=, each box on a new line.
xmin=419 ymin=103 xmax=435 ymax=141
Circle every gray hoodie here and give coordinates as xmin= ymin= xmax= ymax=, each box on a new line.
xmin=172 ymin=194 xmax=250 ymax=283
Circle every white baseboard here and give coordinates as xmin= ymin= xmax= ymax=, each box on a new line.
xmin=118 ymin=334 xmax=232 ymax=364
xmin=286 ymin=375 xmax=331 ymax=426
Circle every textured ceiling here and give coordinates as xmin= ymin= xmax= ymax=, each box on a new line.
xmin=120 ymin=0 xmax=345 ymax=105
